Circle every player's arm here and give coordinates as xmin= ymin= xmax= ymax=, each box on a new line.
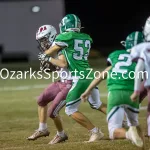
xmin=81 ymin=66 xmax=112 ymax=101
xmin=130 ymin=47 xmax=139 ymax=62
xmin=49 ymin=53 xmax=68 ymax=68
xmin=44 ymin=37 xmax=68 ymax=56
xmin=44 ymin=44 xmax=63 ymax=56
xmin=86 ymin=66 xmax=111 ymax=90
xmin=134 ymin=58 xmax=145 ymax=92
xmin=131 ymin=58 xmax=145 ymax=101
xmin=38 ymin=41 xmax=68 ymax=61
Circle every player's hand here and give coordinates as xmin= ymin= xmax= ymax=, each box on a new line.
xmin=38 ymin=52 xmax=51 ymax=62
xmin=38 ymin=52 xmax=46 ymax=61
xmin=80 ymin=91 xmax=91 ymax=102
xmin=130 ymin=91 xmax=139 ymax=102
xmin=40 ymin=61 xmax=50 ymax=71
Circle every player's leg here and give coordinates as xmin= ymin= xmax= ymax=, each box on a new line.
xmin=139 ymin=80 xmax=147 ymax=103
xmin=27 ymin=82 xmax=60 ymax=140
xmin=48 ymin=81 xmax=72 ymax=144
xmin=146 ymin=87 xmax=150 ymax=138
xmin=88 ymin=87 xmax=107 ymax=114
xmin=107 ymin=90 xmax=143 ymax=148
xmin=48 ymin=101 xmax=67 ymax=144
xmin=123 ymin=81 xmax=147 ymax=129
xmin=65 ymin=79 xmax=104 ymax=142
xmin=125 ymin=106 xmax=143 ymax=148
xmin=108 ymin=106 xmax=127 ymax=139
xmin=138 ymin=81 xmax=148 ymax=139
xmin=141 ymin=74 xmax=150 ymax=138
xmin=107 ymin=91 xmax=127 ymax=139
xmin=38 ymin=105 xmax=48 ymax=130
xmin=123 ymin=90 xmax=143 ymax=148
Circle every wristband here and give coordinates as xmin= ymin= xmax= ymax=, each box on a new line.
xmin=44 ymin=56 xmax=51 ymax=62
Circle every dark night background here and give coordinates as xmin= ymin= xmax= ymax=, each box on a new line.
xmin=65 ymin=1 xmax=150 ymax=56
xmin=0 ymin=0 xmax=149 ymax=62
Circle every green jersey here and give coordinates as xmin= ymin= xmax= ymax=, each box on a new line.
xmin=55 ymin=32 xmax=93 ymax=77
xmin=107 ymin=50 xmax=136 ymax=91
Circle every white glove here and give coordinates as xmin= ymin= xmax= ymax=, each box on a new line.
xmin=38 ymin=52 xmax=51 ymax=62
xmin=40 ymin=61 xmax=50 ymax=71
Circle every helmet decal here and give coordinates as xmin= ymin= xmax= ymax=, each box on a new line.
xmin=40 ymin=26 xmax=47 ymax=33
xmin=121 ymin=31 xmax=144 ymax=50
xmin=59 ymin=14 xmax=81 ymax=33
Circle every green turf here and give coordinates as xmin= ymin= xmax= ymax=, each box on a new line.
xmin=0 ymin=60 xmax=149 ymax=150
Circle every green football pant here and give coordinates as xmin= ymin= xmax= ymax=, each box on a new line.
xmin=107 ymin=90 xmax=139 ymax=139
xmin=65 ymin=78 xmax=102 ymax=115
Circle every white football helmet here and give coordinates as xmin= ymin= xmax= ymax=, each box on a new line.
xmin=36 ymin=25 xmax=57 ymax=51
xmin=143 ymin=16 xmax=150 ymax=42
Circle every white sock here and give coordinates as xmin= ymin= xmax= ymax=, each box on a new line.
xmin=38 ymin=122 xmax=47 ymax=131
xmin=57 ymin=130 xmax=65 ymax=137
xmin=90 ymin=127 xmax=98 ymax=133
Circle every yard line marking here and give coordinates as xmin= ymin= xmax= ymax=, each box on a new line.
xmin=0 ymin=84 xmax=48 ymax=92
xmin=0 ymin=85 xmax=110 ymax=96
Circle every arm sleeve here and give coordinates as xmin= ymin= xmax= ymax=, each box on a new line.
xmin=134 ymin=58 xmax=145 ymax=91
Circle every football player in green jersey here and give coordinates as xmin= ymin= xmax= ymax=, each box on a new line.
xmin=38 ymin=14 xmax=106 ymax=142
xmin=81 ymin=31 xmax=144 ymax=147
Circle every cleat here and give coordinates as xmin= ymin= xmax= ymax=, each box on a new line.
xmin=84 ymin=128 xmax=104 ymax=143
xmin=48 ymin=133 xmax=68 ymax=144
xmin=27 ymin=129 xmax=50 ymax=140
xmin=126 ymin=126 xmax=143 ymax=147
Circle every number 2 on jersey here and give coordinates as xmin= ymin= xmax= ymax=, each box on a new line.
xmin=112 ymin=54 xmax=132 ymax=73
xmin=73 ymin=39 xmax=91 ymax=60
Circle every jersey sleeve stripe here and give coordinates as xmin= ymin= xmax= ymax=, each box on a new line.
xmin=64 ymin=50 xmax=70 ymax=65
xmin=73 ymin=14 xmax=77 ymax=28
xmin=55 ymin=41 xmax=68 ymax=47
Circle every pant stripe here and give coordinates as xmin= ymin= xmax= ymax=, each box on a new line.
xmin=127 ymin=107 xmax=139 ymax=113
xmin=107 ymin=107 xmax=119 ymax=121
xmin=66 ymin=98 xmax=80 ymax=107
xmin=53 ymin=100 xmax=66 ymax=117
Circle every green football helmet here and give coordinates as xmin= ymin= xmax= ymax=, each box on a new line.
xmin=59 ymin=14 xmax=81 ymax=33
xmin=121 ymin=31 xmax=144 ymax=50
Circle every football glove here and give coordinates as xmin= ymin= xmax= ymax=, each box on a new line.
xmin=38 ymin=52 xmax=51 ymax=62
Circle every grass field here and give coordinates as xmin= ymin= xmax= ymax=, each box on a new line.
xmin=0 ymin=59 xmax=150 ymax=150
